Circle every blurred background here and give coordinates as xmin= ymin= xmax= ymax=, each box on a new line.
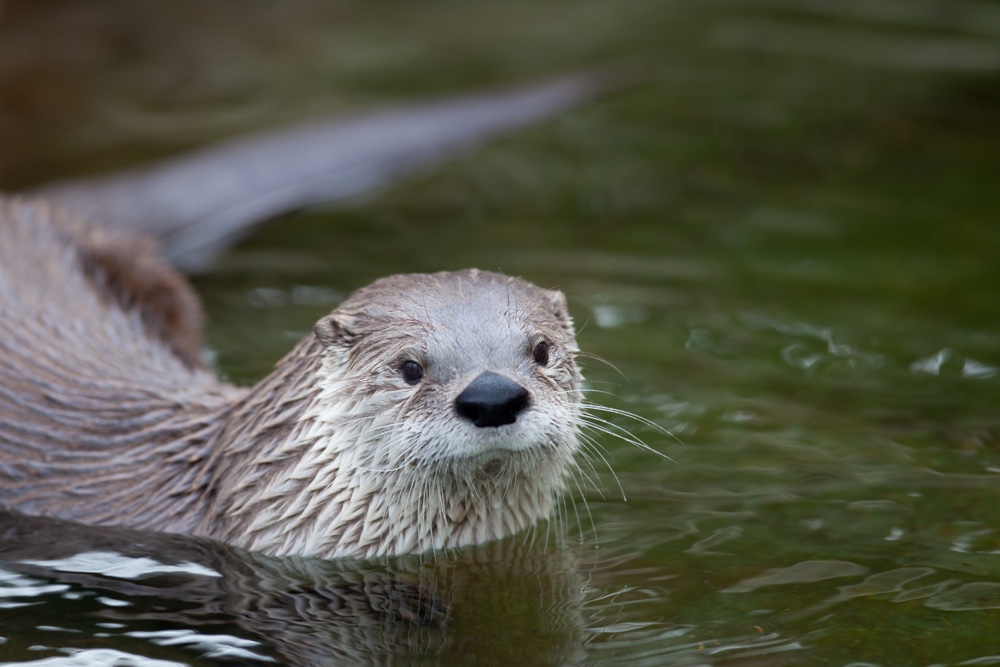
xmin=2 ymin=1 xmax=1000 ymax=665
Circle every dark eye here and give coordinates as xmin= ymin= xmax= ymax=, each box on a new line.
xmin=400 ymin=360 xmax=424 ymax=385
xmin=532 ymin=340 xmax=550 ymax=367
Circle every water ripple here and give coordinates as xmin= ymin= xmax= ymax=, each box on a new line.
xmin=723 ymin=560 xmax=869 ymax=593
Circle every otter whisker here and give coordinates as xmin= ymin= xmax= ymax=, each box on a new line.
xmin=580 ymin=401 xmax=680 ymax=444
xmin=574 ymin=434 xmax=621 ymax=501
xmin=577 ymin=416 xmax=667 ymax=462
xmin=577 ymin=408 xmax=675 ymax=461
xmin=564 ymin=464 xmax=597 ymax=547
xmin=550 ymin=488 xmax=566 ymax=552
xmin=575 ymin=348 xmax=634 ymax=376
xmin=564 ymin=435 xmax=606 ymax=491
xmin=562 ymin=465 xmax=589 ymax=543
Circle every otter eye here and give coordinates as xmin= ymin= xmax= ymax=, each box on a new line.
xmin=532 ymin=340 xmax=550 ymax=367
xmin=399 ymin=360 xmax=424 ymax=385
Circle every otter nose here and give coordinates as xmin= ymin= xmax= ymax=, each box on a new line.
xmin=455 ymin=371 xmax=530 ymax=428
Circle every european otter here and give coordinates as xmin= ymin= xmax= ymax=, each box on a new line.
xmin=0 ymin=199 xmax=583 ymax=559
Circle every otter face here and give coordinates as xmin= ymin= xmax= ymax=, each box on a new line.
xmin=313 ymin=269 xmax=581 ymax=464
xmin=278 ymin=269 xmax=584 ymax=558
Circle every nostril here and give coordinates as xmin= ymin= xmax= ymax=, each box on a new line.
xmin=455 ymin=371 xmax=530 ymax=428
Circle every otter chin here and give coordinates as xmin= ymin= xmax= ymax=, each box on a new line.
xmin=0 ymin=199 xmax=583 ymax=560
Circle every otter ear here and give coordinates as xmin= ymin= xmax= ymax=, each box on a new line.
xmin=545 ymin=289 xmax=572 ymax=325
xmin=545 ymin=288 xmax=577 ymax=340
xmin=314 ymin=313 xmax=357 ymax=348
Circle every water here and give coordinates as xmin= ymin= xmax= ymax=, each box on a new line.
xmin=2 ymin=0 xmax=1000 ymax=665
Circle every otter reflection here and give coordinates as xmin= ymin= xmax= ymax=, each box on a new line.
xmin=0 ymin=510 xmax=585 ymax=666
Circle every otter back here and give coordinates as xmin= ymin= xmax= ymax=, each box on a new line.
xmin=0 ymin=198 xmax=239 ymax=530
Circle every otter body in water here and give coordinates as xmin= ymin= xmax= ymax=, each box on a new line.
xmin=0 ymin=199 xmax=582 ymax=559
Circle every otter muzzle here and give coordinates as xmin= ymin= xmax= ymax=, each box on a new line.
xmin=455 ymin=371 xmax=530 ymax=428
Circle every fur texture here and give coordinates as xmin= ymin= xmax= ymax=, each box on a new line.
xmin=0 ymin=198 xmax=582 ymax=559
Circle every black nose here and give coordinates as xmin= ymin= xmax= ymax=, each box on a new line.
xmin=455 ymin=371 xmax=530 ymax=428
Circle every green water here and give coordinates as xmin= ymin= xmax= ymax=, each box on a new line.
xmin=2 ymin=1 xmax=1000 ymax=665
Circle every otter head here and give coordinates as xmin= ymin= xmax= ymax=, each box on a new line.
xmin=231 ymin=269 xmax=583 ymax=559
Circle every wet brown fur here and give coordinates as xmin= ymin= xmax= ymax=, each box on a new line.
xmin=0 ymin=197 xmax=582 ymax=559
xmin=77 ymin=230 xmax=205 ymax=367
xmin=0 ymin=198 xmax=240 ymax=531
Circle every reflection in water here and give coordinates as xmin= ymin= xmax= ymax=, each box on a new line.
xmin=0 ymin=510 xmax=813 ymax=666
xmin=0 ymin=510 xmax=582 ymax=665
xmin=7 ymin=649 xmax=189 ymax=667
